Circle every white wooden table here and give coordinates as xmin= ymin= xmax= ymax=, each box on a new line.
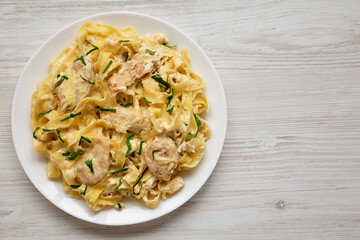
xmin=1 ymin=0 xmax=360 ymax=239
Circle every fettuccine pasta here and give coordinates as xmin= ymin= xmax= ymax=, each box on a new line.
xmin=31 ymin=22 xmax=211 ymax=211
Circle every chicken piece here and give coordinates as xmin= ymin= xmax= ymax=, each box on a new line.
xmin=158 ymin=176 xmax=185 ymax=195
xmin=108 ymin=53 xmax=160 ymax=91
xmin=54 ymin=53 xmax=94 ymax=112
xmin=76 ymin=137 xmax=110 ymax=186
xmin=144 ymin=137 xmax=179 ymax=181
xmin=108 ymin=107 xmax=151 ymax=134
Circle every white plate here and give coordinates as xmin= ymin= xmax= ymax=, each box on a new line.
xmin=11 ymin=12 xmax=227 ymax=225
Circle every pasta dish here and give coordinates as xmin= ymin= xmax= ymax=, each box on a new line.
xmin=30 ymin=22 xmax=211 ymax=211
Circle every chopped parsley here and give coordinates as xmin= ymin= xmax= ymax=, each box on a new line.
xmin=124 ymin=53 xmax=129 ymax=62
xmin=74 ymin=55 xmax=86 ymax=66
xmin=78 ymin=136 xmax=92 ymax=146
xmin=84 ymin=159 xmax=94 ymax=173
xmin=120 ymin=103 xmax=133 ymax=107
xmin=95 ymin=106 xmax=116 ymax=112
xmin=137 ymin=141 xmax=144 ymax=155
xmin=133 ymin=174 xmax=144 ymax=195
xmin=33 ymin=127 xmax=40 ymax=139
xmin=186 ymin=114 xmax=202 ymax=139
xmin=117 ymin=203 xmax=122 ymax=209
xmin=119 ymin=40 xmax=130 ymax=42
xmin=65 ymin=150 xmax=84 ymax=160
xmin=146 ymin=49 xmax=156 ymax=55
xmin=111 ymin=168 xmax=129 ymax=175
xmin=125 ymin=135 xmax=134 ymax=157
xmin=69 ymin=185 xmax=80 ymax=189
xmin=102 ymin=60 xmax=113 ymax=74
xmin=80 ymin=74 xmax=95 ymax=85
xmin=38 ymin=109 xmax=53 ymax=117
xmin=60 ymin=112 xmax=81 ymax=122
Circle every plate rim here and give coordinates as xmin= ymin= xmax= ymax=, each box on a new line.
xmin=11 ymin=11 xmax=227 ymax=226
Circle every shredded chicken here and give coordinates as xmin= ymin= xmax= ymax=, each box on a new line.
xmin=108 ymin=107 xmax=151 ymax=134
xmin=108 ymin=53 xmax=160 ymax=91
xmin=76 ymin=137 xmax=110 ymax=186
xmin=144 ymin=137 xmax=179 ymax=181
xmin=54 ymin=53 xmax=94 ymax=112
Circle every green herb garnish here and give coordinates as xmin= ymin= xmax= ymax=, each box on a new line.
xmin=166 ymin=88 xmax=174 ymax=107
xmin=120 ymin=103 xmax=133 ymax=107
xmin=142 ymin=98 xmax=152 ymax=104
xmin=70 ymin=185 xmax=80 ymax=189
xmin=115 ymin=179 xmax=122 ymax=192
xmin=152 ymin=149 xmax=160 ymax=159
xmin=162 ymin=42 xmax=177 ymax=48
xmin=95 ymin=106 xmax=116 ymax=112
xmin=186 ymin=114 xmax=202 ymax=139
xmin=42 ymin=128 xmax=54 ymax=132
xmin=56 ymin=129 xmax=64 ymax=143
xmin=86 ymin=48 xmax=97 ymax=55
xmin=85 ymin=40 xmax=99 ymax=55
xmin=117 ymin=203 xmax=122 ymax=209
xmin=38 ymin=109 xmax=53 ymax=117
xmin=137 ymin=141 xmax=144 ymax=155
xmin=78 ymin=136 xmax=92 ymax=146
xmin=132 ymin=174 xmax=143 ymax=195
xmin=85 ymin=40 xmax=98 ymax=49
xmin=146 ymin=49 xmax=156 ymax=55
xmin=151 ymin=74 xmax=170 ymax=89
xmin=66 ymin=150 xmax=84 ymax=160
xmin=125 ymin=135 xmax=134 ymax=157
xmin=166 ymin=105 xmax=175 ymax=114
xmin=102 ymin=60 xmax=113 ymax=74
xmin=119 ymin=40 xmax=130 ymax=43
xmin=54 ymin=75 xmax=69 ymax=90
xmin=62 ymin=152 xmax=71 ymax=156
xmin=54 ymin=80 xmax=64 ymax=89
xmin=111 ymin=168 xmax=129 ymax=175
xmin=74 ymin=55 xmax=86 ymax=66
xmin=81 ymin=186 xmax=87 ymax=195
xmin=84 ymin=159 xmax=94 ymax=173
xmin=80 ymin=74 xmax=95 ymax=85
xmin=60 ymin=112 xmax=81 ymax=122
xmin=33 ymin=127 xmax=40 ymax=139
xmin=124 ymin=53 xmax=129 ymax=62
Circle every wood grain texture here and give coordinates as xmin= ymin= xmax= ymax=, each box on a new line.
xmin=1 ymin=0 xmax=360 ymax=239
